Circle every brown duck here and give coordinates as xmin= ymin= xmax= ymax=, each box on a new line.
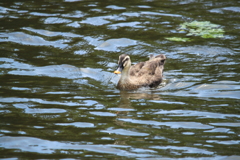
xmin=114 ymin=54 xmax=166 ymax=90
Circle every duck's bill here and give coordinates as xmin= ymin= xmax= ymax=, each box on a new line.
xmin=114 ymin=70 xmax=121 ymax=74
xmin=114 ymin=64 xmax=124 ymax=74
xmin=114 ymin=66 xmax=122 ymax=74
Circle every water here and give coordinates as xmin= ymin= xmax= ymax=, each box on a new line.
xmin=0 ymin=0 xmax=240 ymax=159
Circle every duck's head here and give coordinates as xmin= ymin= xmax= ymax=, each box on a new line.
xmin=114 ymin=54 xmax=131 ymax=74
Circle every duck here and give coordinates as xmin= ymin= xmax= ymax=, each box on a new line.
xmin=114 ymin=54 xmax=166 ymax=90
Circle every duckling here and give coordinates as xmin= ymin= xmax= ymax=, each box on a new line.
xmin=114 ymin=54 xmax=166 ymax=90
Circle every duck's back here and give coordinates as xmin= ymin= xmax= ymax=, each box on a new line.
xmin=129 ymin=54 xmax=166 ymax=88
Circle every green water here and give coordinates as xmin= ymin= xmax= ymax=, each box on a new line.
xmin=0 ymin=0 xmax=240 ymax=159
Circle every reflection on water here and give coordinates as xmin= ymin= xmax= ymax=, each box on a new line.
xmin=0 ymin=0 xmax=240 ymax=159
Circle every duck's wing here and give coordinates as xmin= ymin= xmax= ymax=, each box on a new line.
xmin=136 ymin=60 xmax=162 ymax=77
xmin=132 ymin=54 xmax=166 ymax=76
xmin=129 ymin=54 xmax=162 ymax=76
xmin=130 ymin=54 xmax=166 ymax=87
xmin=129 ymin=61 xmax=163 ymax=87
xmin=129 ymin=61 xmax=145 ymax=76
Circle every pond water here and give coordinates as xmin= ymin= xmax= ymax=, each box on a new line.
xmin=0 ymin=0 xmax=240 ymax=159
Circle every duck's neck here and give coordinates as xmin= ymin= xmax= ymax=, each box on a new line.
xmin=117 ymin=67 xmax=131 ymax=90
xmin=120 ymin=66 xmax=130 ymax=82
xmin=117 ymin=61 xmax=134 ymax=90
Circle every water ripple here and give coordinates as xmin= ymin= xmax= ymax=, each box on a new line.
xmin=101 ymin=128 xmax=149 ymax=136
xmin=55 ymin=122 xmax=95 ymax=128
xmin=0 ymin=32 xmax=68 ymax=48
xmin=0 ymin=136 xmax=154 ymax=157
xmin=118 ymin=118 xmax=213 ymax=129
xmin=154 ymin=110 xmax=240 ymax=119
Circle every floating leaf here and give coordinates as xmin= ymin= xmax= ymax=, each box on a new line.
xmin=165 ymin=37 xmax=191 ymax=42
xmin=179 ymin=21 xmax=224 ymax=39
xmin=166 ymin=21 xmax=225 ymax=42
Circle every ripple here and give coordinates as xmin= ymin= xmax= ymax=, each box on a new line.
xmin=90 ymin=111 xmax=116 ymax=117
xmin=0 ymin=32 xmax=68 ymax=48
xmin=150 ymin=145 xmax=214 ymax=155
xmin=43 ymin=17 xmax=72 ymax=24
xmin=29 ymin=12 xmax=59 ymax=17
xmin=108 ymin=108 xmax=135 ymax=111
xmin=0 ymin=136 xmax=153 ymax=157
xmin=13 ymin=103 xmax=67 ymax=113
xmin=64 ymin=0 xmax=82 ymax=2
xmin=1 ymin=97 xmax=29 ymax=103
xmin=108 ymin=22 xmax=143 ymax=29
xmin=106 ymin=5 xmax=126 ymax=10
xmin=55 ymin=122 xmax=94 ymax=128
xmin=30 ymin=98 xmax=80 ymax=106
xmin=101 ymin=128 xmax=149 ymax=136
xmin=118 ymin=118 xmax=213 ymax=129
xmin=222 ymin=7 xmax=240 ymax=12
xmin=182 ymin=132 xmax=195 ymax=135
xmin=1 ymin=58 xmax=115 ymax=89
xmin=11 ymin=87 xmax=31 ymax=91
xmin=0 ymin=0 xmax=239 ymax=159
xmin=0 ymin=130 xmax=11 ymax=133
xmin=159 ymin=82 xmax=195 ymax=91
xmin=2 ymin=97 xmax=80 ymax=107
xmin=61 ymin=10 xmax=84 ymax=18
xmin=95 ymin=38 xmax=137 ymax=51
xmin=204 ymin=128 xmax=230 ymax=133
xmin=25 ymin=108 xmax=66 ymax=114
xmin=207 ymin=140 xmax=240 ymax=145
xmin=154 ymin=110 xmax=240 ymax=119
xmin=177 ymin=46 xmax=234 ymax=56
xmin=45 ymin=91 xmax=70 ymax=94
xmin=1 ymin=60 xmax=82 ymax=79
xmin=22 ymin=27 xmax=80 ymax=38
xmin=121 ymin=12 xmax=141 ymax=17
xmin=137 ymin=5 xmax=152 ymax=9
xmin=67 ymin=21 xmax=81 ymax=28
xmin=193 ymin=83 xmax=240 ymax=91
xmin=0 ymin=6 xmax=14 ymax=14
xmin=210 ymin=123 xmax=240 ymax=127
xmin=150 ymin=100 xmax=185 ymax=105
xmin=80 ymin=16 xmax=111 ymax=26
xmin=140 ymin=11 xmax=182 ymax=17
xmin=161 ymin=82 xmax=240 ymax=99
xmin=0 ymin=58 xmax=32 ymax=72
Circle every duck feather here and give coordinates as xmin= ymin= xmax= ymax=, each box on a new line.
xmin=114 ymin=54 xmax=166 ymax=90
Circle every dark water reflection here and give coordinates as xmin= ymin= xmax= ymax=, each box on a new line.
xmin=0 ymin=0 xmax=240 ymax=159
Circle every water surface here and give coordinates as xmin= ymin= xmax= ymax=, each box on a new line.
xmin=0 ymin=0 xmax=240 ymax=159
